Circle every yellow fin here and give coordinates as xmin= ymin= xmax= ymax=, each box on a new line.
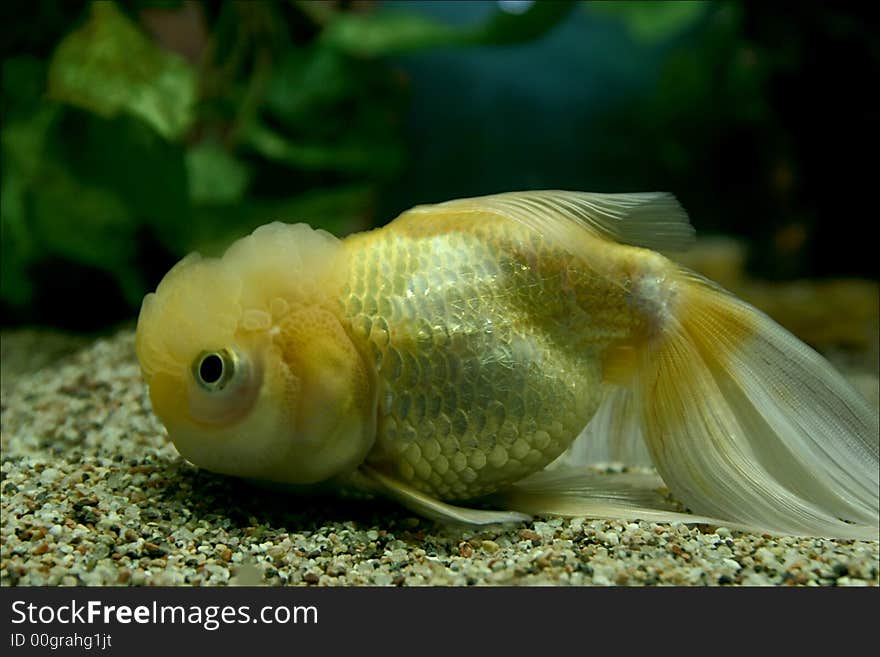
xmin=632 ymin=269 xmax=879 ymax=540
xmin=361 ymin=467 xmax=530 ymax=526
xmin=403 ymin=190 xmax=695 ymax=253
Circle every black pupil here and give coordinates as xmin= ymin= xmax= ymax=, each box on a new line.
xmin=199 ymin=354 xmax=224 ymax=384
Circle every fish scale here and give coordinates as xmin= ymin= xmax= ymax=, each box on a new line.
xmin=341 ymin=218 xmax=612 ymax=500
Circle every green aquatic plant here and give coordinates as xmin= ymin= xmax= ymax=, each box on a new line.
xmin=3 ymin=1 xmax=872 ymax=328
xmin=0 ymin=0 xmax=573 ymax=324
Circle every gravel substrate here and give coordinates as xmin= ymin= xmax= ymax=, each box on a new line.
xmin=1 ymin=328 xmax=878 ymax=587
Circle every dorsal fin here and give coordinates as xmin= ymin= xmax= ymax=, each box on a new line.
xmin=405 ymin=190 xmax=695 ymax=253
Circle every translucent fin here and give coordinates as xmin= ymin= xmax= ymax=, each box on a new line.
xmin=633 ymin=270 xmax=879 ymax=540
xmin=551 ymin=384 xmax=653 ymax=470
xmin=509 ymin=468 xmax=671 ymax=508
xmin=361 ymin=467 xmax=529 ymax=525
xmin=497 ymin=467 xmax=749 ymax=528
xmin=405 ymin=190 xmax=695 ymax=253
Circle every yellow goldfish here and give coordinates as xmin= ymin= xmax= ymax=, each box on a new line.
xmin=135 ymin=191 xmax=879 ymax=539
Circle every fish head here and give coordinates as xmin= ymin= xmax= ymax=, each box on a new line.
xmin=135 ymin=222 xmax=376 ymax=486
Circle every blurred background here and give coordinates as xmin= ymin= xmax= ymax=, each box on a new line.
xmin=1 ymin=0 xmax=878 ymax=337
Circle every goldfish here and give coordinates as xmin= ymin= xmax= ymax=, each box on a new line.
xmin=135 ymin=191 xmax=879 ymax=539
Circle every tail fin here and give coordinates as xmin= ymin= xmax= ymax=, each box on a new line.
xmin=501 ymin=270 xmax=878 ymax=539
xmin=630 ymin=270 xmax=878 ymax=539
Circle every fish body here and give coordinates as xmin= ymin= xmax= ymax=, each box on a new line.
xmin=135 ymin=191 xmax=880 ymax=539
xmin=345 ymin=211 xmax=647 ymax=500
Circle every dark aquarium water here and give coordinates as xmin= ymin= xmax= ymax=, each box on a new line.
xmin=1 ymin=0 xmax=877 ymax=331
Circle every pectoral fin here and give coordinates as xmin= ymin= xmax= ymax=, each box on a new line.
xmin=361 ymin=466 xmax=530 ymax=525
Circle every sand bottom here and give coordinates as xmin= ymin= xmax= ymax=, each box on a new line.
xmin=1 ymin=328 xmax=877 ymax=586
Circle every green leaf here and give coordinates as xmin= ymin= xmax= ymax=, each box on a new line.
xmin=31 ymin=164 xmax=134 ymax=268
xmin=1 ymin=105 xmax=59 ymax=184
xmin=2 ymin=105 xmax=192 ymax=308
xmin=320 ymin=1 xmax=576 ymax=56
xmin=241 ymin=120 xmax=403 ymax=176
xmin=263 ymin=48 xmax=353 ymax=121
xmin=47 ymin=1 xmax=197 ymax=139
xmin=1 ymin=170 xmax=35 ymax=306
xmin=28 ymin=163 xmax=146 ymax=305
xmin=56 ymin=112 xmax=191 ymax=252
xmin=2 ymin=56 xmax=48 ymax=121
xmin=1 ymin=106 xmax=61 ymax=306
xmin=321 ymin=12 xmax=464 ymax=56
xmin=587 ymin=1 xmax=709 ymax=44
xmin=258 ymin=46 xmax=407 ymax=178
xmin=186 ymin=141 xmax=251 ymax=206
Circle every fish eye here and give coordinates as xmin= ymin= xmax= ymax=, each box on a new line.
xmin=193 ymin=349 xmax=236 ymax=391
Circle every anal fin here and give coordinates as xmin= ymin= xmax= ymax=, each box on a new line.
xmin=550 ymin=384 xmax=652 ymax=470
xmin=497 ymin=466 xmax=754 ymax=529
